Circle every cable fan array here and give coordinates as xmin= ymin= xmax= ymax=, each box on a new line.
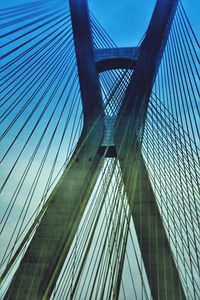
xmin=49 ymin=11 xmax=152 ymax=300
xmin=0 ymin=0 xmax=83 ymax=295
xmin=0 ymin=1 xmax=199 ymax=300
xmin=142 ymin=3 xmax=200 ymax=299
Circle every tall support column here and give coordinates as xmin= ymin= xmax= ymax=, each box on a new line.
xmin=5 ymin=1 xmax=104 ymax=299
xmin=115 ymin=131 xmax=186 ymax=299
xmin=5 ymin=132 xmax=103 ymax=300
xmin=5 ymin=0 xmax=187 ymax=299
xmin=114 ymin=0 xmax=186 ymax=298
xmin=133 ymin=149 xmax=185 ymax=299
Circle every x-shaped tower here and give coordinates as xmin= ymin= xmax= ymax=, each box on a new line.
xmin=5 ymin=1 xmax=186 ymax=299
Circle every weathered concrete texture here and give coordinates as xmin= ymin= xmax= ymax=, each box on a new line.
xmin=5 ymin=122 xmax=104 ymax=300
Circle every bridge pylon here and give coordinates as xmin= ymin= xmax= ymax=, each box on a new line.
xmin=5 ymin=1 xmax=186 ymax=299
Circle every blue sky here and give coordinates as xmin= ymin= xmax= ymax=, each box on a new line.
xmin=89 ymin=0 xmax=200 ymax=45
xmin=1 ymin=0 xmax=199 ymax=248
xmin=1 ymin=0 xmax=199 ymax=46
xmin=0 ymin=0 xmax=199 ymax=297
xmin=1 ymin=0 xmax=199 ymax=243
xmin=0 ymin=0 xmax=200 ymax=294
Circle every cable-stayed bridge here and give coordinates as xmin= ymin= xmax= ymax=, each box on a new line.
xmin=0 ymin=0 xmax=199 ymax=299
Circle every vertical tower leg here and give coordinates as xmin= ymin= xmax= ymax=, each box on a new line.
xmin=115 ymin=122 xmax=186 ymax=299
xmin=113 ymin=0 xmax=186 ymax=297
xmin=5 ymin=0 xmax=105 ymax=297
xmin=132 ymin=150 xmax=185 ymax=300
xmin=4 ymin=126 xmax=104 ymax=300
